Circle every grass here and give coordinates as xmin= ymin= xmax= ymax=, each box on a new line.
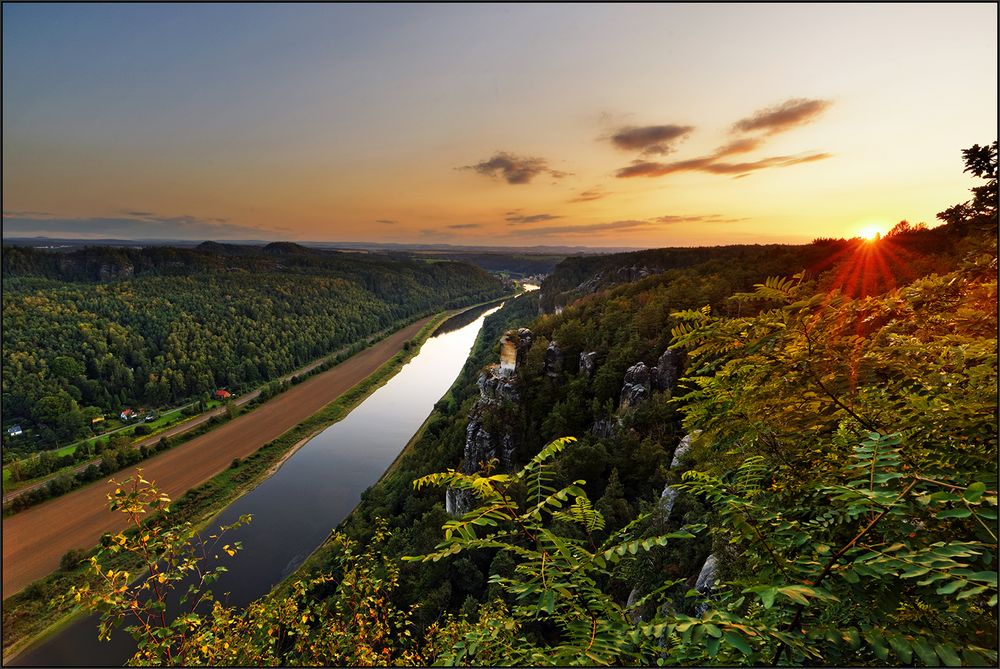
xmin=1 ymin=308 xmax=459 ymax=662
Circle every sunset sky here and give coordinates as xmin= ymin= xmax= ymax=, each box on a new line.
xmin=3 ymin=3 xmax=997 ymax=248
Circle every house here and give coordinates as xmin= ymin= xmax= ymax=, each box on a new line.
xmin=7 ymin=425 xmax=23 ymax=437
xmin=214 ymin=389 xmax=232 ymax=400
xmin=120 ymin=409 xmax=137 ymax=421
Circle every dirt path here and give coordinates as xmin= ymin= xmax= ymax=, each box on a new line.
xmin=2 ymin=317 xmax=431 ymax=598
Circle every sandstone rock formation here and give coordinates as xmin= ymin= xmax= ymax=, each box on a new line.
xmin=619 ymin=362 xmax=651 ymax=410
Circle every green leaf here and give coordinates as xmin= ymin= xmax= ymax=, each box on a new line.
xmin=934 ymin=643 xmax=962 ymax=667
xmin=757 ymin=586 xmax=777 ymax=609
xmin=888 ymin=635 xmax=913 ymax=664
xmin=936 ymin=580 xmax=964 ymax=595
xmin=723 ymin=631 xmax=752 ymax=656
xmin=703 ymin=623 xmax=722 ymax=638
xmin=956 ymin=585 xmax=989 ymax=600
xmin=777 ymin=585 xmax=811 ymax=605
xmin=963 ymin=482 xmax=987 ymax=503
xmin=910 ymin=638 xmax=938 ymax=666
xmin=937 ymin=508 xmax=972 ymax=519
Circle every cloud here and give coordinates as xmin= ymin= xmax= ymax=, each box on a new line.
xmin=732 ymin=98 xmax=832 ymax=135
xmin=569 ymin=187 xmax=609 ymax=203
xmin=3 ymin=209 xmax=54 ymax=218
xmin=375 ymin=219 xmax=398 ymax=225
xmin=504 ymin=212 xmax=562 ymax=225
xmin=460 ymin=152 xmax=569 ymax=184
xmin=611 ymin=97 xmax=833 ymax=180
xmin=713 ymin=137 xmax=764 ymax=157
xmin=653 ymin=213 xmax=749 ymax=224
xmin=447 ymin=223 xmax=481 ymax=230
xmin=617 ymin=151 xmax=831 ymax=178
xmin=518 ymin=219 xmax=652 ymax=236
xmin=609 ymin=124 xmax=694 ymax=155
xmin=1 ymin=211 xmax=282 ymax=240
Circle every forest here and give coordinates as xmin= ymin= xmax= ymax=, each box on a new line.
xmin=1 ymin=243 xmax=508 ymax=455
xmin=59 ymin=142 xmax=1000 ymax=665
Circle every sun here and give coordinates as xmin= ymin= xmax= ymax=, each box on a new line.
xmin=858 ymin=226 xmax=882 ymax=241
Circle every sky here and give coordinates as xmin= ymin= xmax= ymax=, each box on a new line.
xmin=2 ymin=3 xmax=997 ymax=248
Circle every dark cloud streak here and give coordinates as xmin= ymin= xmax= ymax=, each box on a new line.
xmin=616 ymin=152 xmax=831 ymax=178
xmin=460 ymin=152 xmax=569 ymax=185
xmin=504 ymin=212 xmax=562 ymax=225
xmin=1 ymin=212 xmax=280 ymax=240
xmin=732 ymin=98 xmax=832 ymax=135
xmin=569 ymin=187 xmax=608 ymax=203
xmin=610 ymin=124 xmax=693 ymax=155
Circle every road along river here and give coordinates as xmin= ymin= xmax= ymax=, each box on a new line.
xmin=10 ymin=302 xmax=502 ymax=666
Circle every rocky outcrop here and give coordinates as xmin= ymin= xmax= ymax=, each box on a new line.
xmin=499 ymin=328 xmax=534 ymax=376
xmin=660 ymin=485 xmax=679 ymax=522
xmin=579 ymin=351 xmax=598 ymax=379
xmin=626 ymin=587 xmax=643 ymax=624
xmin=590 ymin=418 xmax=618 ymax=439
xmin=619 ymin=362 xmax=651 ymax=410
xmin=652 ymin=348 xmax=681 ymax=393
xmin=694 ymin=553 xmax=719 ymax=616
xmin=544 ymin=341 xmax=563 ymax=378
xmin=449 ymin=329 xmax=532 ymax=516
xmin=479 ymin=369 xmax=521 ymax=404
xmin=670 ymin=433 xmax=695 ymax=469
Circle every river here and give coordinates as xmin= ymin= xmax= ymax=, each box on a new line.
xmin=11 ymin=302 xmax=503 ymax=666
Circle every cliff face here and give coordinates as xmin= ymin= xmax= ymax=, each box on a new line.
xmin=448 ymin=328 xmax=533 ymax=516
xmin=499 ymin=328 xmax=534 ymax=376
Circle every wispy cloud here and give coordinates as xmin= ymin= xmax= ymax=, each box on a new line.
xmin=569 ymin=187 xmax=609 ymax=203
xmin=375 ymin=219 xmax=398 ymax=225
xmin=504 ymin=212 xmax=562 ymax=225
xmin=713 ymin=137 xmax=764 ymax=157
xmin=3 ymin=209 xmax=54 ymax=218
xmin=732 ymin=98 xmax=832 ymax=135
xmin=460 ymin=151 xmax=570 ymax=185
xmin=653 ymin=213 xmax=749 ymax=224
xmin=517 ymin=219 xmax=652 ymax=236
xmin=609 ymin=124 xmax=693 ymax=155
xmin=447 ymin=223 xmax=481 ymax=230
xmin=1 ymin=211 xmax=283 ymax=240
xmin=617 ymin=152 xmax=831 ymax=178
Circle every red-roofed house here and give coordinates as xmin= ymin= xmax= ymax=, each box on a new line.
xmin=214 ymin=389 xmax=232 ymax=400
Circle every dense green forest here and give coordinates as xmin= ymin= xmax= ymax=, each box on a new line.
xmin=74 ymin=142 xmax=997 ymax=665
xmin=1 ymin=243 xmax=508 ymax=453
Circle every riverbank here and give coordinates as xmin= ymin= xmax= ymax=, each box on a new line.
xmin=2 ymin=311 xmax=454 ymax=662
xmin=277 ymin=297 xmax=516 ymax=599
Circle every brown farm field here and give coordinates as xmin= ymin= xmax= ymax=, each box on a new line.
xmin=1 ymin=317 xmax=431 ymax=598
